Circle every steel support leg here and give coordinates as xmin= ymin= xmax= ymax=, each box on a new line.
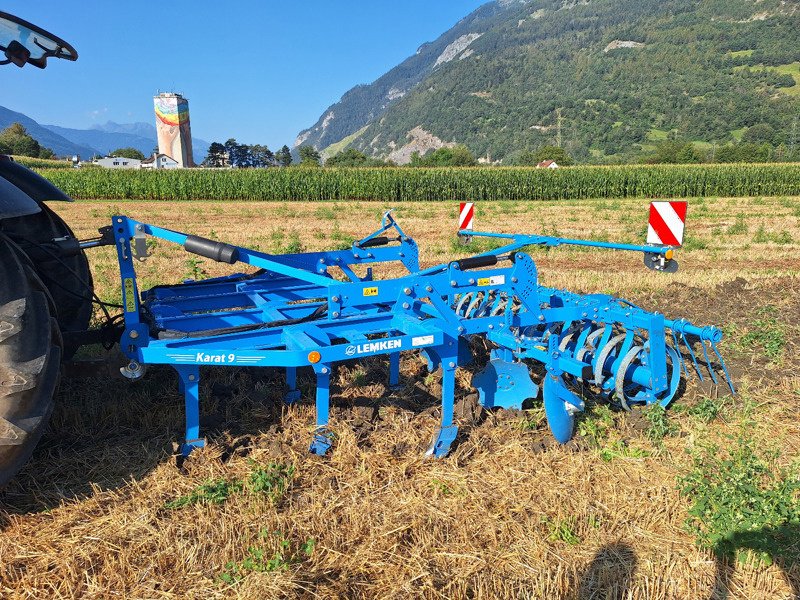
xmin=425 ymin=352 xmax=458 ymax=458
xmin=389 ymin=352 xmax=401 ymax=390
xmin=309 ymin=365 xmax=332 ymax=455
xmin=174 ymin=364 xmax=206 ymax=457
xmin=284 ymin=366 xmax=301 ymax=404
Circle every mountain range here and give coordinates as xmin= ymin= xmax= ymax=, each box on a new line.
xmin=0 ymin=105 xmax=209 ymax=162
xmin=296 ymin=0 xmax=800 ymax=164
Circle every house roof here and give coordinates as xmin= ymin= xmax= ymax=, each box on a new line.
xmin=537 ymin=159 xmax=558 ymax=167
xmin=141 ymin=153 xmax=177 ymax=164
xmin=96 ymin=156 xmax=140 ymax=163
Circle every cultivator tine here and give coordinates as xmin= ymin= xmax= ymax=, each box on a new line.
xmin=666 ymin=318 xmax=735 ymax=395
xmin=698 ymin=339 xmax=718 ymax=385
xmin=670 ymin=329 xmax=689 ymax=377
xmin=543 ymin=335 xmax=584 ymax=443
xmin=681 ymin=331 xmax=705 ymax=382
xmin=710 ymin=342 xmax=736 ymax=394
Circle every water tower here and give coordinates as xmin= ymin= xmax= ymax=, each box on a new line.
xmin=153 ymin=92 xmax=194 ymax=167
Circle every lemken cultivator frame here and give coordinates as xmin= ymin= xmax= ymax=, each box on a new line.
xmin=112 ymin=209 xmax=734 ymax=458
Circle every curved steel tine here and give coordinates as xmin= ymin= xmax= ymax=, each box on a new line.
xmin=710 ymin=342 xmax=736 ymax=394
xmin=490 ymin=292 xmax=506 ymax=316
xmin=699 ymin=339 xmax=719 ymax=384
xmin=681 ymin=332 xmax=704 ymax=381
xmin=671 ymin=330 xmax=689 ymax=376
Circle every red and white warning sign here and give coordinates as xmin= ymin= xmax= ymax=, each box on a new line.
xmin=647 ymin=201 xmax=687 ymax=247
xmin=459 ymin=202 xmax=474 ymax=231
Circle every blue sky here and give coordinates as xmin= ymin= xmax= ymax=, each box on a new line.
xmin=2 ymin=1 xmax=487 ymax=148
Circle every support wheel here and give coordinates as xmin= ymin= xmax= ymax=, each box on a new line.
xmin=0 ymin=234 xmax=62 ymax=487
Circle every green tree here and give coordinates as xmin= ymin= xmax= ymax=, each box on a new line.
xmin=224 ymin=138 xmax=249 ymax=167
xmin=742 ymin=124 xmax=777 ymax=146
xmin=299 ymin=145 xmax=321 ymax=167
xmin=250 ymin=144 xmax=275 ymax=168
xmin=0 ymin=123 xmax=55 ymax=158
xmin=504 ymin=149 xmax=538 ymax=166
xmin=646 ymin=141 xmax=702 ymax=164
xmin=715 ymin=144 xmax=741 ymax=163
xmin=202 ymin=142 xmax=227 ymax=167
xmin=110 ymin=147 xmax=145 ymax=160
xmin=326 ymin=148 xmax=389 ymax=167
xmin=676 ymin=144 xmax=703 ymax=164
xmin=534 ymin=146 xmax=574 ymax=166
xmin=275 ymin=145 xmax=293 ymax=167
xmin=410 ymin=145 xmax=477 ymax=167
xmin=327 ymin=148 xmax=369 ymax=167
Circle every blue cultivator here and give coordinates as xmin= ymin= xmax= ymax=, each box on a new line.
xmin=112 ymin=211 xmax=734 ymax=457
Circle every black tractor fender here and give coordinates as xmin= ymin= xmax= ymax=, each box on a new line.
xmin=0 ymin=155 xmax=72 ymax=208
xmin=0 ymin=175 xmax=41 ymax=219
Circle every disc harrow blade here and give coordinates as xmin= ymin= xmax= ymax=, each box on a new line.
xmin=473 ymin=358 xmax=539 ymax=410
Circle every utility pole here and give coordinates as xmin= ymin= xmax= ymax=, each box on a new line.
xmin=556 ymin=107 xmax=563 ymax=148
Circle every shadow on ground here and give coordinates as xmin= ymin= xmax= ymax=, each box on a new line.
xmin=710 ymin=524 xmax=800 ymax=600
xmin=575 ymin=542 xmax=638 ymax=599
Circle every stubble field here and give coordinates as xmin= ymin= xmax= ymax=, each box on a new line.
xmin=0 ymin=196 xmax=799 ymax=599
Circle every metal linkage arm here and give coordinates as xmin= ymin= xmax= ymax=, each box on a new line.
xmin=459 ymin=230 xmax=676 ymax=257
xmin=116 ymin=217 xmax=335 ymax=288
xmin=355 ymin=209 xmax=409 ymax=248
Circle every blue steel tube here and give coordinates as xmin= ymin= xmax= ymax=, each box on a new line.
xmin=664 ymin=318 xmax=723 ymax=343
xmin=460 ymin=230 xmax=675 ymax=256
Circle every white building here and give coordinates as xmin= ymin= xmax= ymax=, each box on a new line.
xmin=94 ymin=156 xmax=142 ymax=169
xmin=140 ymin=153 xmax=180 ymax=169
xmin=536 ymin=160 xmax=559 ymax=169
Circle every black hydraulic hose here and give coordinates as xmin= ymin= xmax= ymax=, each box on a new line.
xmin=453 ymin=254 xmax=499 ymax=270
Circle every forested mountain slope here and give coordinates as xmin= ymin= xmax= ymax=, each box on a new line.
xmin=297 ymin=0 xmax=800 ymax=163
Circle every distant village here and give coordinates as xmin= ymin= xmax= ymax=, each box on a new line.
xmin=91 ymin=152 xmax=179 ymax=170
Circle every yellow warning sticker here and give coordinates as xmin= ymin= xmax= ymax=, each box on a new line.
xmin=363 ymin=287 xmax=379 ymax=297
xmin=477 ymin=275 xmax=506 ymax=287
xmin=123 ymin=278 xmax=136 ymax=312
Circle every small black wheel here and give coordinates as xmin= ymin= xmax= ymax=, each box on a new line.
xmin=1 ymin=203 xmax=93 ymax=359
xmin=0 ymin=233 xmax=62 ymax=488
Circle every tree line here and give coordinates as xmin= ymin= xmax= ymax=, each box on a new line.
xmin=201 ymin=140 xmax=293 ymax=168
xmin=0 ymin=124 xmax=54 ymax=158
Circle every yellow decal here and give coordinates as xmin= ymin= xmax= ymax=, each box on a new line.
xmin=477 ymin=278 xmax=491 ymax=287
xmin=363 ymin=287 xmax=379 ymax=297
xmin=123 ymin=278 xmax=136 ymax=312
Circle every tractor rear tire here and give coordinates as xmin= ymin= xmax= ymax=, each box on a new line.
xmin=1 ymin=203 xmax=93 ymax=360
xmin=0 ymin=234 xmax=62 ymax=488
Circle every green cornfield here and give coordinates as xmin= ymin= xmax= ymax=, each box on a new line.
xmin=39 ymin=163 xmax=800 ymax=201
xmin=12 ymin=156 xmax=74 ymax=170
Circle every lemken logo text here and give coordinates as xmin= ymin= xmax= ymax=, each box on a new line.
xmin=345 ymin=339 xmax=402 ymax=356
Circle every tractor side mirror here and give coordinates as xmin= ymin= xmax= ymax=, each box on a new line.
xmin=4 ymin=40 xmax=30 ymax=67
